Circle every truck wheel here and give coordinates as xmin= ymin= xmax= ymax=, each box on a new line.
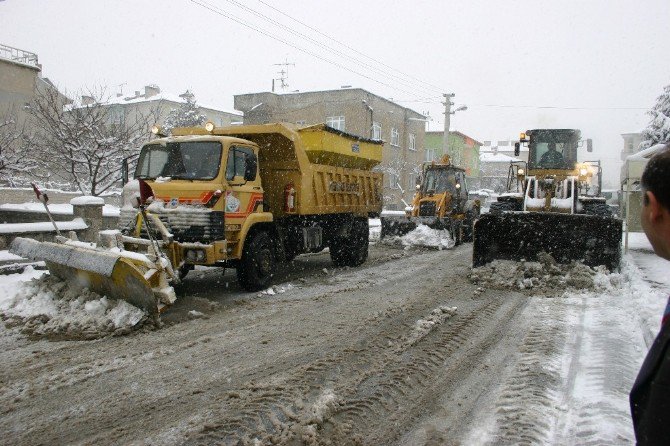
xmin=331 ymin=219 xmax=369 ymax=267
xmin=463 ymin=217 xmax=474 ymax=243
xmin=237 ymin=231 xmax=276 ymax=291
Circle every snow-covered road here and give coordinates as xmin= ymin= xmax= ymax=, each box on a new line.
xmin=0 ymin=232 xmax=668 ymax=445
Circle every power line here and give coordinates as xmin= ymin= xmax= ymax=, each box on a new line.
xmin=190 ymin=0 xmax=430 ymax=98
xmin=220 ymin=0 xmax=441 ymax=97
xmin=256 ymin=0 xmax=444 ymax=95
xmin=470 ymin=104 xmax=649 ymax=111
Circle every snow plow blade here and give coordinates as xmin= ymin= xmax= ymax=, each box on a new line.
xmin=472 ymin=212 xmax=622 ymax=271
xmin=9 ymin=237 xmax=159 ymax=317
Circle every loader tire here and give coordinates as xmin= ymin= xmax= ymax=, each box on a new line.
xmin=450 ymin=220 xmax=463 ymax=246
xmin=331 ymin=218 xmax=369 ymax=267
xmin=237 ymin=231 xmax=276 ymax=292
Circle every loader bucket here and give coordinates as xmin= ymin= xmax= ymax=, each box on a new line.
xmin=10 ymin=238 xmax=158 ymax=316
xmin=472 ymin=212 xmax=622 ymax=271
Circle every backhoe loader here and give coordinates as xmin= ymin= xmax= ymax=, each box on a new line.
xmin=380 ymin=155 xmax=479 ymax=245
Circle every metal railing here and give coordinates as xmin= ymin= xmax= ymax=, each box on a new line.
xmin=0 ymin=43 xmax=39 ymax=68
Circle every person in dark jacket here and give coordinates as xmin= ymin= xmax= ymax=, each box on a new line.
xmin=630 ymin=143 xmax=670 ymax=444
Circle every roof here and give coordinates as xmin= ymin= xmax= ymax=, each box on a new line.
xmin=426 ymin=130 xmax=483 ymax=146
xmin=104 ymin=93 xmax=242 ymax=116
xmin=480 ymin=152 xmax=521 ymax=162
xmin=626 ymin=143 xmax=667 ymax=161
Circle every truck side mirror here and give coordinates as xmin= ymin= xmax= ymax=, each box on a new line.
xmin=587 ymin=139 xmax=593 ymax=152
xmin=514 ymin=142 xmax=520 ymax=157
xmin=244 ymin=153 xmax=258 ymax=181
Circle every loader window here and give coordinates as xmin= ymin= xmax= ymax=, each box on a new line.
xmin=135 ymin=142 xmax=222 ymax=180
xmin=423 ymin=169 xmax=457 ymax=194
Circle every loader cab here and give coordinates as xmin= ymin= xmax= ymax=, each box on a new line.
xmin=421 ymin=166 xmax=468 ymax=201
xmin=525 ymin=129 xmax=580 ymax=172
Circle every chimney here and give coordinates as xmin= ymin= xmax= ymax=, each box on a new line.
xmin=81 ymin=95 xmax=95 ymax=106
xmin=144 ymin=85 xmax=160 ymax=98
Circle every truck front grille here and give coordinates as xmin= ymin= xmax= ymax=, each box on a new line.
xmin=119 ymin=208 xmax=224 ymax=242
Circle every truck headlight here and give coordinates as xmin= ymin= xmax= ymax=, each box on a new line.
xmin=205 ymin=121 xmax=215 ymax=132
xmin=579 ymin=167 xmax=588 ymax=176
xmin=517 ymin=168 xmax=525 ymax=176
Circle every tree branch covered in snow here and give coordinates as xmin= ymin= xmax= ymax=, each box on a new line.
xmin=640 ymin=84 xmax=670 ymax=150
xmin=161 ymin=91 xmax=207 ymax=134
xmin=27 ymin=87 xmax=160 ymax=195
xmin=0 ymin=107 xmax=38 ymax=186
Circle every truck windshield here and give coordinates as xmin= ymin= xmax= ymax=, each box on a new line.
xmin=134 ymin=141 xmax=222 ymax=180
xmin=423 ymin=168 xmax=457 ymax=194
xmin=528 ymin=131 xmax=579 ymax=170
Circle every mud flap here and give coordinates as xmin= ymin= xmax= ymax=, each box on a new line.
xmin=10 ymin=237 xmax=159 ymax=316
xmin=472 ymin=212 xmax=622 ymax=271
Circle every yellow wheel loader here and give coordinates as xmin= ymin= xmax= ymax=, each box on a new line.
xmin=472 ymin=129 xmax=622 ymax=270
xmin=380 ymin=155 xmax=480 ymax=245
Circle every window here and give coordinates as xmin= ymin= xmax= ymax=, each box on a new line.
xmin=409 ymin=133 xmax=416 ymax=151
xmin=372 ymin=122 xmax=381 ymax=140
xmin=326 ymin=116 xmax=345 ymax=131
xmin=408 ymin=173 xmax=417 ymax=190
xmin=226 ymin=146 xmax=256 ymax=182
xmin=388 ymin=172 xmax=399 ymax=189
xmin=108 ymin=106 xmax=124 ymax=126
xmin=296 ymin=120 xmax=306 ymax=126
xmin=391 ymin=128 xmax=399 ymax=146
xmin=425 ymin=148 xmax=437 ymax=162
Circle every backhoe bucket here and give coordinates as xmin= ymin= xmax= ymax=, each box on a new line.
xmin=472 ymin=212 xmax=622 ymax=271
xmin=380 ymin=216 xmax=417 ymax=238
xmin=10 ymin=237 xmax=159 ymax=316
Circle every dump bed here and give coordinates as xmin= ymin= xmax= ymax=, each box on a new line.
xmin=173 ymin=123 xmax=383 ymax=218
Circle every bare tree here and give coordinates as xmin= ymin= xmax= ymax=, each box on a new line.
xmin=0 ymin=108 xmax=38 ymax=186
xmin=28 ymin=87 xmax=160 ymax=196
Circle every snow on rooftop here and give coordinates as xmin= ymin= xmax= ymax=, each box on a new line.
xmin=480 ymin=152 xmax=521 ymax=162
xmin=104 ymin=92 xmax=242 ymax=116
xmin=626 ymin=143 xmax=667 ymax=161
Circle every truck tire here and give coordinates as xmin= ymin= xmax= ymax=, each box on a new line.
xmin=331 ymin=218 xmax=369 ymax=267
xmin=237 ymin=231 xmax=276 ymax=291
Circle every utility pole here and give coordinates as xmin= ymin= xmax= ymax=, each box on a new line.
xmin=443 ymin=93 xmax=455 ymax=158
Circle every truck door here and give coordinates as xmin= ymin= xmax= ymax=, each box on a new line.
xmin=223 ymin=145 xmax=264 ymax=219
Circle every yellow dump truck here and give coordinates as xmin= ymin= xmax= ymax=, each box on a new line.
xmin=12 ymin=122 xmax=383 ymax=316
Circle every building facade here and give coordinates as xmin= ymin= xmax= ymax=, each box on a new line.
xmin=478 ymin=147 xmax=521 ymax=192
xmin=0 ymin=43 xmax=68 ymax=124
xmin=424 ymin=130 xmax=482 ymax=189
xmin=621 ymin=132 xmax=643 ymax=161
xmin=234 ymin=88 xmax=426 ymax=209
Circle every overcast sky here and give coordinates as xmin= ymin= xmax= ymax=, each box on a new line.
xmin=1 ymin=0 xmax=668 ymax=186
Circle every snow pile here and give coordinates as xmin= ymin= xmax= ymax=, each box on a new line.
xmin=257 ymin=283 xmax=294 ymax=297
xmin=383 ymin=224 xmax=455 ymax=250
xmin=469 ymin=252 xmax=624 ymax=295
xmin=0 ymin=273 xmax=147 ymax=339
xmin=399 ymin=305 xmax=458 ymax=349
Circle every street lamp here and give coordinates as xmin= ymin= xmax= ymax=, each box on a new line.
xmin=443 ymin=95 xmax=467 ymax=160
